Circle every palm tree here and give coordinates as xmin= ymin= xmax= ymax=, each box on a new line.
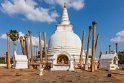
xmin=8 ymin=30 xmax=19 ymax=68
xmin=9 ymin=30 xmax=19 ymax=51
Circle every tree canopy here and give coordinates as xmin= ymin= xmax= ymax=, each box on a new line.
xmin=118 ymin=50 xmax=124 ymax=64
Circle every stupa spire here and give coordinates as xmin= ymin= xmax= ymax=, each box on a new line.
xmin=60 ymin=2 xmax=70 ymax=25
xmin=64 ymin=2 xmax=66 ymax=8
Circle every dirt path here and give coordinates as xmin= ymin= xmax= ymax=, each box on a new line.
xmin=0 ymin=67 xmax=123 ymax=83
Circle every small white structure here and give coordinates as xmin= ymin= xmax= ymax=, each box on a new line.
xmin=99 ymin=53 xmax=119 ymax=70
xmin=38 ymin=67 xmax=44 ymax=76
xmin=13 ymin=51 xmax=28 ymax=69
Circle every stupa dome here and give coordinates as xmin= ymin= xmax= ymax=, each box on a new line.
xmin=48 ymin=2 xmax=81 ymax=55
xmin=48 ymin=31 xmax=81 ymax=49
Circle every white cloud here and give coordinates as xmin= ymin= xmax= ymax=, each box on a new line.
xmin=111 ymin=36 xmax=124 ymax=42
xmin=111 ymin=30 xmax=124 ymax=42
xmin=68 ymin=0 xmax=85 ymax=10
xmin=116 ymin=30 xmax=124 ymax=37
xmin=1 ymin=0 xmax=58 ymax=23
xmin=1 ymin=0 xmax=84 ymax=23
xmin=0 ymin=33 xmax=7 ymax=39
xmin=19 ymin=32 xmax=25 ymax=37
xmin=44 ymin=0 xmax=85 ymax=10
xmin=0 ymin=32 xmax=45 ymax=46
xmin=32 ymin=36 xmax=44 ymax=46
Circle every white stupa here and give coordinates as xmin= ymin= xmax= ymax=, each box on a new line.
xmin=48 ymin=3 xmax=84 ymax=71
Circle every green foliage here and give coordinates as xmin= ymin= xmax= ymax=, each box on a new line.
xmin=9 ymin=30 xmax=19 ymax=41
xmin=37 ymin=49 xmax=45 ymax=58
xmin=0 ymin=57 xmax=5 ymax=64
xmin=118 ymin=50 xmax=124 ymax=64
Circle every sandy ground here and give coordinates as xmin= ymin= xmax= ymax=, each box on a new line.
xmin=0 ymin=67 xmax=124 ymax=83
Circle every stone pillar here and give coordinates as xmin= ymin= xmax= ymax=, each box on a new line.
xmin=94 ymin=34 xmax=99 ymax=71
xmin=106 ymin=51 xmax=108 ymax=54
xmin=85 ymin=26 xmax=92 ymax=70
xmin=115 ymin=43 xmax=118 ymax=53
xmin=24 ymin=36 xmax=27 ymax=56
xmin=33 ymin=45 xmax=36 ymax=61
xmin=33 ymin=45 xmax=38 ymax=62
xmin=36 ymin=46 xmax=38 ymax=59
xmin=39 ymin=32 xmax=43 ymax=64
xmin=79 ymin=31 xmax=85 ymax=68
xmin=109 ymin=45 xmax=111 ymax=54
xmin=6 ymin=32 xmax=11 ymax=69
xmin=24 ymin=34 xmax=30 ymax=67
xmin=23 ymin=39 xmax=26 ymax=55
xmin=99 ymin=51 xmax=102 ymax=59
xmin=43 ymin=32 xmax=48 ymax=66
xmin=98 ymin=51 xmax=102 ymax=68
xmin=95 ymin=34 xmax=100 ymax=50
xmin=28 ymin=30 xmax=34 ymax=64
xmin=20 ymin=36 xmax=24 ymax=55
xmin=91 ymin=21 xmax=97 ymax=72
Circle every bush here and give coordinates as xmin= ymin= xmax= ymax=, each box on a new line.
xmin=0 ymin=59 xmax=4 ymax=64
xmin=118 ymin=51 xmax=124 ymax=64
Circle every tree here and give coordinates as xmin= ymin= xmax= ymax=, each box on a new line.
xmin=9 ymin=30 xmax=19 ymax=41
xmin=9 ymin=30 xmax=19 ymax=51
xmin=9 ymin=30 xmax=19 ymax=66
xmin=0 ymin=57 xmax=5 ymax=64
xmin=118 ymin=51 xmax=124 ymax=64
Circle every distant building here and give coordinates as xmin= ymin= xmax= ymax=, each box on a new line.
xmin=99 ymin=53 xmax=119 ymax=70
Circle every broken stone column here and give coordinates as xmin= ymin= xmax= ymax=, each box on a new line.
xmin=38 ymin=64 xmax=44 ymax=76
xmin=6 ymin=32 xmax=11 ymax=69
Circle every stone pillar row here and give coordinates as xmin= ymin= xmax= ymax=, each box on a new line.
xmin=6 ymin=31 xmax=48 ymax=69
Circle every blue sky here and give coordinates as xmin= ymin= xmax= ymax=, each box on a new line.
xmin=0 ymin=0 xmax=124 ymax=57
